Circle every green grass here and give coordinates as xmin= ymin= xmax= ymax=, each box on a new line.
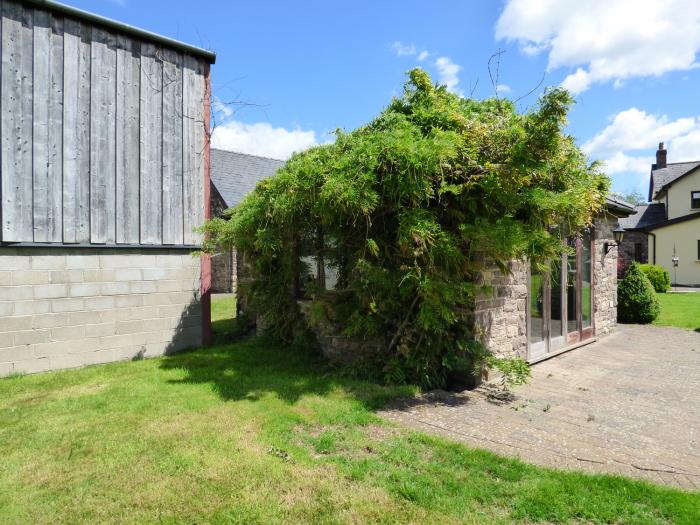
xmin=1 ymin=339 xmax=698 ymax=524
xmin=211 ymin=293 xmax=237 ymax=335
xmin=654 ymin=292 xmax=700 ymax=331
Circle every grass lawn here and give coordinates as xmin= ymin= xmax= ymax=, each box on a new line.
xmin=654 ymin=292 xmax=700 ymax=331
xmin=211 ymin=293 xmax=237 ymax=335
xmin=1 ymin=339 xmax=698 ymax=524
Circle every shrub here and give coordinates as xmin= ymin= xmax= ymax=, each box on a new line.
xmin=618 ymin=262 xmax=660 ymax=323
xmin=202 ymin=69 xmax=610 ymax=388
xmin=639 ymin=264 xmax=671 ymax=293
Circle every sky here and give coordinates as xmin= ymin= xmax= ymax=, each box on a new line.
xmin=73 ymin=0 xmax=700 ymax=197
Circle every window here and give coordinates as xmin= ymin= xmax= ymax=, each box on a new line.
xmin=692 ymin=191 xmax=700 ymax=209
xmin=697 ymin=240 xmax=700 ymax=261
xmin=634 ymin=243 xmax=643 ymax=262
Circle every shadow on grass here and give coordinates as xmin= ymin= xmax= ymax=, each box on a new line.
xmin=159 ymin=335 xmax=412 ymax=407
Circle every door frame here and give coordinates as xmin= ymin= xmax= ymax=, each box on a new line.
xmin=526 ymin=228 xmax=596 ymax=361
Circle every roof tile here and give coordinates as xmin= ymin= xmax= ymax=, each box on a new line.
xmin=210 ymin=149 xmax=286 ymax=208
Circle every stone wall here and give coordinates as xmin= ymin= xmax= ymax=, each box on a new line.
xmin=0 ymin=248 xmax=202 ymax=377
xmin=210 ymin=187 xmax=236 ymax=294
xmin=473 ymin=215 xmax=622 ymax=360
xmin=617 ymin=230 xmax=648 ymax=278
xmin=211 ymin=248 xmax=236 ymax=294
xmin=472 ymin=259 xmax=528 ymax=359
xmin=593 ymin=215 xmax=620 ymax=336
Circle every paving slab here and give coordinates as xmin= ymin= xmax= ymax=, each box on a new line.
xmin=379 ymin=324 xmax=700 ymax=490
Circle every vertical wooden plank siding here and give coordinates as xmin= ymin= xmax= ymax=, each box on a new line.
xmin=1 ymin=2 xmax=33 ymax=241
xmin=62 ymin=18 xmax=91 ymax=243
xmin=139 ymin=43 xmax=163 ymax=244
xmin=201 ymin=63 xmax=212 ymax=345
xmin=115 ymin=34 xmax=140 ymax=243
xmin=32 ymin=9 xmax=63 ymax=242
xmin=0 ymin=2 xmax=210 ymax=247
xmin=182 ymin=55 xmax=204 ymax=245
xmin=89 ymin=27 xmax=117 ymax=244
xmin=161 ymin=49 xmax=183 ymax=245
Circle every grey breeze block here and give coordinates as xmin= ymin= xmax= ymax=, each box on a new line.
xmin=0 ymin=247 xmax=202 ymax=376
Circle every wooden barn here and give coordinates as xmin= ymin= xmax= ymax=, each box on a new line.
xmin=0 ymin=0 xmax=215 ymax=375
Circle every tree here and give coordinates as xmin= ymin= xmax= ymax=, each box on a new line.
xmin=202 ymin=69 xmax=610 ymax=388
xmin=612 ymin=191 xmax=646 ymax=205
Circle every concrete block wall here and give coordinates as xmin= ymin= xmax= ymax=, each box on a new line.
xmin=0 ymin=248 xmax=202 ymax=377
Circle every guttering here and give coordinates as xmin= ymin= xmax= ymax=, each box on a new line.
xmin=27 ymin=0 xmax=216 ymax=63
xmin=0 ymin=242 xmax=200 ymax=250
xmin=648 ymin=232 xmax=656 ymax=264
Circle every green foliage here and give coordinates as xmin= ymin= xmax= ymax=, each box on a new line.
xmin=639 ymin=264 xmax=671 ymax=293
xmin=618 ymin=262 xmax=661 ymax=323
xmin=202 ymin=69 xmax=609 ymax=388
xmin=486 ymin=355 xmax=531 ymax=390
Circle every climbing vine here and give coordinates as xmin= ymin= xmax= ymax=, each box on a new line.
xmin=202 ymin=69 xmax=610 ymax=388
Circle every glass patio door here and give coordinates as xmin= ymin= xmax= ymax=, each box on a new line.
xmin=528 ymin=229 xmax=594 ymax=360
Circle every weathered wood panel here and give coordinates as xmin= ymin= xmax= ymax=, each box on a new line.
xmin=62 ymin=18 xmax=91 ymax=243
xmin=1 ymin=2 xmax=33 ymax=242
xmin=183 ymin=55 xmax=205 ymax=245
xmin=139 ymin=43 xmax=163 ymax=244
xmin=162 ymin=49 xmax=184 ymax=245
xmin=0 ymin=2 xmax=210 ymax=246
xmin=32 ymin=9 xmax=63 ymax=243
xmin=89 ymin=27 xmax=117 ymax=244
xmin=116 ymin=34 xmax=141 ymax=244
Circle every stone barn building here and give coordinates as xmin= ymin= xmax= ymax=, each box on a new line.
xmin=0 ymin=0 xmax=215 ymax=376
xmin=205 ymin=152 xmax=636 ymax=369
xmin=473 ymin=198 xmax=634 ymax=363
xmin=209 ymin=149 xmax=285 ymax=293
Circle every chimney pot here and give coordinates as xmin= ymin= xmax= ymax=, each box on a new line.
xmin=656 ymin=142 xmax=667 ymax=169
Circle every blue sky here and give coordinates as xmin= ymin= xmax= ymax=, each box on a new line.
xmin=74 ymin=0 xmax=700 ymax=197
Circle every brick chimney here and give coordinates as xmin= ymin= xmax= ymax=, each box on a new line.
xmin=655 ymin=142 xmax=667 ymax=169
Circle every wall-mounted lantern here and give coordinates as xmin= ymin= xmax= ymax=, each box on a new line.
xmin=604 ymin=225 xmax=625 ymax=255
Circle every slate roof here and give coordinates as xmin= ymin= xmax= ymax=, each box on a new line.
xmin=619 ymin=203 xmax=666 ymax=230
xmin=210 ymin=149 xmax=286 ymax=208
xmin=648 ymin=161 xmax=700 ymax=201
xmin=604 ymin=196 xmax=635 ymax=215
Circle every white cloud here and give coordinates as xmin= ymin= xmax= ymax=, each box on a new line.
xmin=390 ymin=42 xmax=462 ymax=94
xmin=598 ymin=151 xmax=654 ymax=176
xmin=670 ymin=130 xmax=700 ymax=161
xmin=582 ymin=108 xmax=698 ymax=157
xmin=212 ymin=97 xmax=234 ymax=119
xmin=583 ymin=107 xmax=700 ymax=192
xmin=211 ymin=120 xmax=319 ymax=160
xmin=434 ymin=56 xmax=462 ymax=94
xmin=496 ymin=83 xmax=512 ymax=95
xmin=392 ymin=41 xmax=417 ymax=57
xmin=496 ymin=0 xmax=700 ymax=93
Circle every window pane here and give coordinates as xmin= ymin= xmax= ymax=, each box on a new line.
xmin=530 ymin=262 xmax=545 ymax=344
xmin=692 ymin=191 xmax=700 ymax=209
xmin=634 ymin=243 xmax=642 ymax=261
xmin=582 ymin=231 xmax=592 ymax=328
xmin=550 ymin=258 xmax=563 ymax=338
xmin=566 ymin=238 xmax=578 ymax=334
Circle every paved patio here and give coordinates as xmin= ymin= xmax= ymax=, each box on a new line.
xmin=379 ymin=324 xmax=700 ymax=490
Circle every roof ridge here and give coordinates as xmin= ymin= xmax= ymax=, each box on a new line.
xmin=663 ymin=161 xmax=700 ymax=166
xmin=211 ymin=147 xmax=287 ymax=163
